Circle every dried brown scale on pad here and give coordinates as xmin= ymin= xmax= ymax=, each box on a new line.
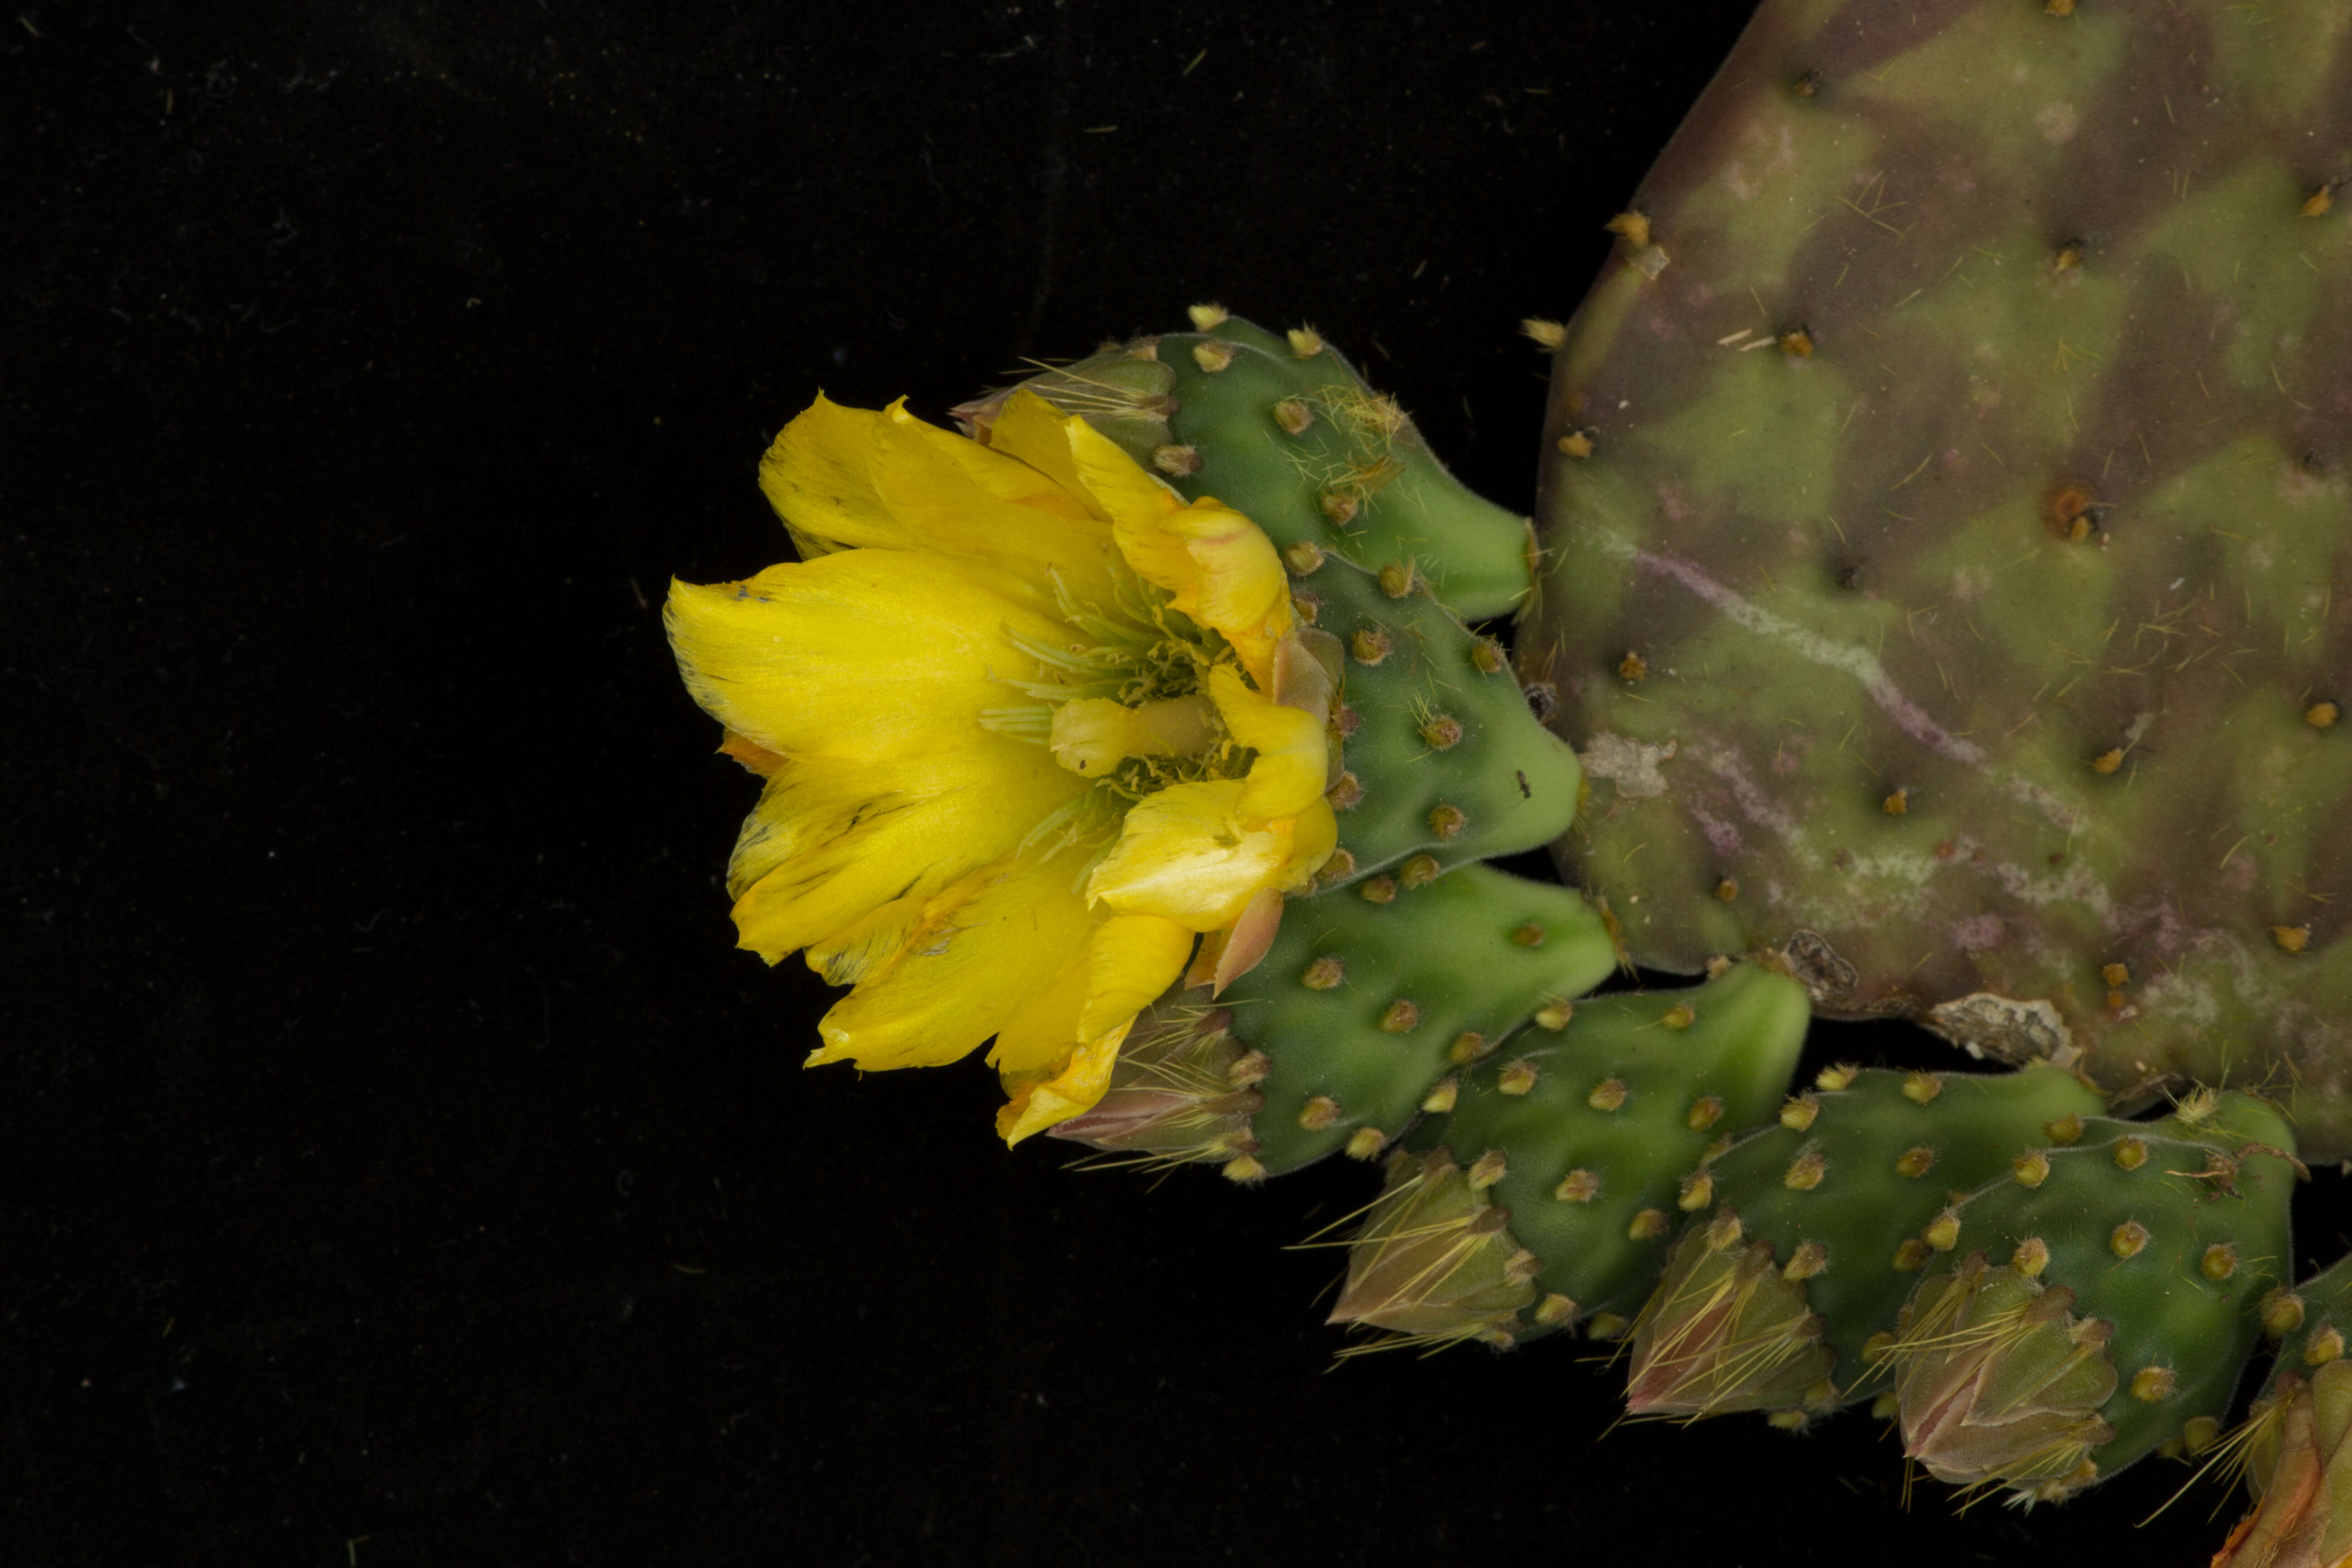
xmin=1532 ymin=0 xmax=2352 ymax=1152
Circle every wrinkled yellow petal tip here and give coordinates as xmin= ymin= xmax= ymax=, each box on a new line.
xmin=995 ymin=1030 xmax=1126 ymax=1146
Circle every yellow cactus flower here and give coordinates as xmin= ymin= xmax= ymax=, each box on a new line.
xmin=666 ymin=390 xmax=1339 ymax=1144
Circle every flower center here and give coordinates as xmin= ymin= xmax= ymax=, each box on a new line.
xmin=979 ymin=570 xmax=1264 ymax=856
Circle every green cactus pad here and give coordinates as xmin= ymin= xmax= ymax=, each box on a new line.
xmin=1893 ymin=1092 xmax=2301 ymax=1496
xmin=1221 ymin=861 xmax=1619 ymax=1176
xmin=1301 ymin=550 xmax=1583 ymax=884
xmin=962 ymin=312 xmax=1539 ymax=618
xmin=1408 ymin=961 xmax=1811 ymax=1330
xmin=1531 ymin=0 xmax=2352 ymax=1152
xmin=1632 ymin=1063 xmax=2108 ymax=1417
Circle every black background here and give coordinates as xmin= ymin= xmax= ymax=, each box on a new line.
xmin=10 ymin=2 xmax=2344 ymax=1563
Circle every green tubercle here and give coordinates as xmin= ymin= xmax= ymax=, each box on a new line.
xmin=1294 ymin=548 xmax=1582 ymax=886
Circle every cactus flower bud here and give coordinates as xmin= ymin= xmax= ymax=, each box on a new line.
xmin=1890 ymin=1252 xmax=2117 ymax=1501
xmin=1328 ymin=1148 xmax=1538 ymax=1351
xmin=2215 ymin=1363 xmax=2352 ymax=1567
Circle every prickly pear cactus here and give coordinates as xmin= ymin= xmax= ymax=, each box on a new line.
xmin=1531 ymin=0 xmax=2352 ymax=1150
xmin=673 ymin=10 xmax=2352 ymax=1551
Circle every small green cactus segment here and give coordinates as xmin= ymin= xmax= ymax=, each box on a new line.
xmin=1222 ymin=862 xmax=1618 ymax=1176
xmin=1327 ymin=1147 xmax=1539 ymax=1352
xmin=1531 ymin=0 xmax=2352 ymax=1152
xmin=957 ymin=311 xmax=1538 ymax=618
xmin=1060 ymin=863 xmax=1617 ymax=1178
xmin=1403 ymin=962 xmax=1811 ymax=1333
xmin=1301 ymin=549 xmax=1582 ymax=884
xmin=1627 ymin=1063 xmax=2107 ymax=1420
xmin=2218 ymin=1253 xmax=2352 ymax=1568
xmin=1888 ymin=1092 xmax=2301 ymax=1501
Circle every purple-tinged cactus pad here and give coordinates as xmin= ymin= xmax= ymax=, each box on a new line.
xmin=1532 ymin=1 xmax=2352 ymax=1149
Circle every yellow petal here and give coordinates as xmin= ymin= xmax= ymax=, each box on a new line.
xmin=989 ymin=952 xmax=1093 ymax=1074
xmin=733 ymin=746 xmax=1088 ymax=964
xmin=717 ymin=730 xmax=788 ymax=777
xmin=753 ymin=393 xmax=900 ymax=559
xmin=1208 ymin=664 xmax=1329 ymax=822
xmin=909 ymin=392 xmax=1100 ymax=525
xmin=1112 ymin=499 xmax=1293 ymax=685
xmin=803 ymin=892 xmax=930 ymax=988
xmin=758 ymin=396 xmax=1114 ymax=588
xmin=1078 ymin=913 xmax=1195 ymax=1038
xmin=867 ymin=404 xmax=1119 ymax=602
xmin=995 ymin=1027 xmax=1127 ymax=1146
xmin=665 ymin=553 xmax=1066 ymax=764
xmin=1086 ymin=779 xmax=1298 ymax=931
xmin=1175 ymin=500 xmax=1295 ymax=679
xmin=982 ymin=390 xmax=1112 ymax=523
xmin=807 ymin=858 xmax=1096 ymax=1070
xmin=1279 ymin=797 xmax=1338 ymax=889
xmin=1067 ymin=406 xmax=1186 ymax=533
xmin=726 ymin=740 xmax=1083 ymax=904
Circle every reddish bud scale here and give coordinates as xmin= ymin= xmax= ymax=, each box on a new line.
xmin=2221 ymin=1251 xmax=2352 ymax=1564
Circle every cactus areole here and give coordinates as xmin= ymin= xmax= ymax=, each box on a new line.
xmin=1532 ymin=0 xmax=2352 ymax=1153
